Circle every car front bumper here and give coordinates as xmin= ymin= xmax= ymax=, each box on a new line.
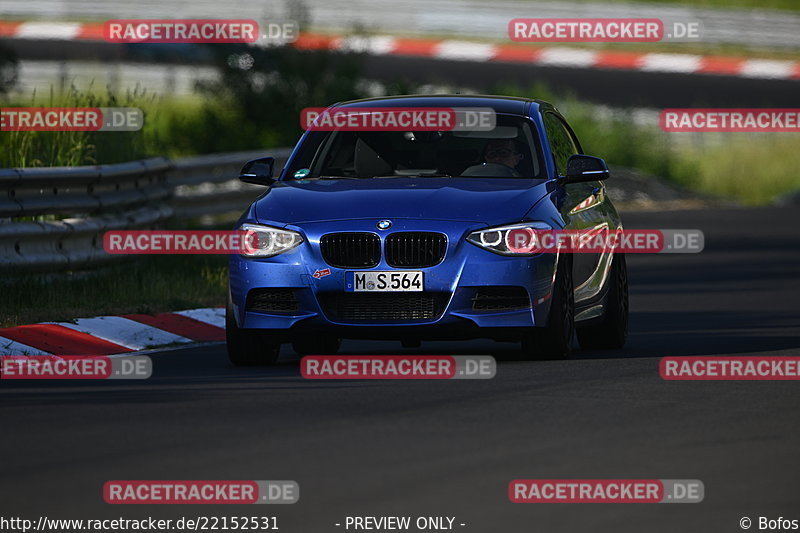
xmin=230 ymin=218 xmax=557 ymax=340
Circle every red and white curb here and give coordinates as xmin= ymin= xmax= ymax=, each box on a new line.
xmin=304 ymin=34 xmax=800 ymax=80
xmin=1 ymin=21 xmax=798 ymax=81
xmin=0 ymin=307 xmax=225 ymax=356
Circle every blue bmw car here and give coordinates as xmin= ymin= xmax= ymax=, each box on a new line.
xmin=227 ymin=95 xmax=628 ymax=365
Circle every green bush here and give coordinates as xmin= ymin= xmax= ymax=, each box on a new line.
xmin=0 ymin=45 xmax=368 ymax=168
xmin=0 ymin=87 xmax=181 ymax=167
xmin=195 ymin=44 xmax=368 ymax=147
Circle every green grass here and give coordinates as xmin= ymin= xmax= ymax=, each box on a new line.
xmin=1 ymin=43 xmax=368 ymax=167
xmin=671 ymin=135 xmax=800 ymax=205
xmin=571 ymin=111 xmax=800 ymax=206
xmin=0 ymin=88 xmax=260 ymax=168
xmin=0 ymin=255 xmax=227 ymax=328
xmin=494 ymin=83 xmax=800 ymax=206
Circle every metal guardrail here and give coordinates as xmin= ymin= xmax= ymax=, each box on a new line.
xmin=0 ymin=147 xmax=293 ymax=271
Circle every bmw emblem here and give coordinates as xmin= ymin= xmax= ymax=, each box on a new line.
xmin=377 ymin=219 xmax=392 ymax=230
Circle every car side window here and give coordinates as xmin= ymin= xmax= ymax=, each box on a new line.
xmin=543 ymin=113 xmax=580 ymax=176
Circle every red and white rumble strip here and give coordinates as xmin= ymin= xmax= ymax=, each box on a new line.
xmin=0 ymin=307 xmax=224 ymax=356
xmin=1 ymin=21 xmax=798 ymax=81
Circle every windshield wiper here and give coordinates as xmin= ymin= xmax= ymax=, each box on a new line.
xmin=372 ymin=173 xmax=452 ymax=179
xmin=300 ymin=175 xmax=361 ymax=180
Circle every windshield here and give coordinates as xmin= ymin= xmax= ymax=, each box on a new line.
xmin=286 ymin=114 xmax=545 ymax=180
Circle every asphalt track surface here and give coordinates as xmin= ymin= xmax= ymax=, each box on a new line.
xmin=2 ymin=207 xmax=799 ymax=532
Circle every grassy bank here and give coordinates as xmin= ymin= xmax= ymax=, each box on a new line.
xmin=0 ymin=45 xmax=367 ymax=168
xmin=495 ymin=83 xmax=800 ymax=206
xmin=575 ymin=109 xmax=800 ymax=206
xmin=0 ymin=255 xmax=227 ymax=328
xmin=574 ymin=112 xmax=800 ymax=206
xmin=672 ymin=135 xmax=800 ymax=205
xmin=0 ymin=90 xmax=272 ymax=168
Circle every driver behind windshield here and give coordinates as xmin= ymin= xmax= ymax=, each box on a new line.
xmin=485 ymin=139 xmax=523 ymax=169
xmin=461 ymin=138 xmax=524 ymax=177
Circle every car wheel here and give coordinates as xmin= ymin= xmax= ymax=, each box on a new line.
xmin=521 ymin=255 xmax=574 ymax=360
xmin=292 ymin=336 xmax=341 ymax=356
xmin=226 ymin=293 xmax=281 ymax=366
xmin=577 ymin=252 xmax=629 ymax=350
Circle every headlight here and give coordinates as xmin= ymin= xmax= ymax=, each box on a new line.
xmin=466 ymin=221 xmax=553 ymax=255
xmin=239 ymin=223 xmax=303 ymax=258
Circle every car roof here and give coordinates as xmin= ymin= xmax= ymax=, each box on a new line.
xmin=333 ymin=94 xmax=556 ymax=116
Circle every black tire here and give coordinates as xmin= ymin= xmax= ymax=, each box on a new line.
xmin=577 ymin=252 xmax=629 ymax=350
xmin=292 ymin=336 xmax=341 ymax=356
xmin=521 ymin=255 xmax=575 ymax=360
xmin=226 ymin=294 xmax=281 ymax=366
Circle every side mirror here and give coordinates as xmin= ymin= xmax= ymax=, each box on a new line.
xmin=563 ymin=155 xmax=609 ymax=184
xmin=239 ymin=157 xmax=276 ymax=186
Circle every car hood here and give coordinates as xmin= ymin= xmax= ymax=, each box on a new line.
xmin=254 ymin=177 xmax=552 ymax=226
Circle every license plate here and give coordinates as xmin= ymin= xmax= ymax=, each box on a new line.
xmin=345 ymin=271 xmax=424 ymax=292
